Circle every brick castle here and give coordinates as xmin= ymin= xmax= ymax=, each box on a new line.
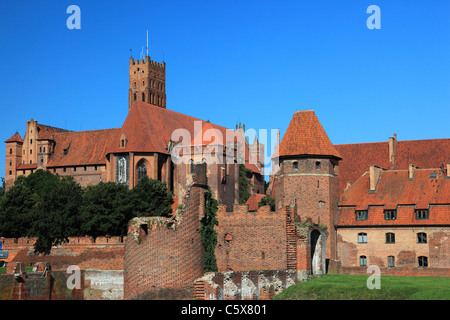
xmin=2 ymin=53 xmax=449 ymax=300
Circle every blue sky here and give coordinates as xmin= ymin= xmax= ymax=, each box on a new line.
xmin=1 ymin=1 xmax=449 ymax=180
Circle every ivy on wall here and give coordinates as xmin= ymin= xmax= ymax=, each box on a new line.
xmin=200 ymin=188 xmax=218 ymax=273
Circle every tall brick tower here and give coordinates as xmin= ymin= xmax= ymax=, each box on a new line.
xmin=4 ymin=132 xmax=23 ymax=189
xmin=128 ymin=55 xmax=166 ymax=110
xmin=273 ymin=110 xmax=342 ymax=259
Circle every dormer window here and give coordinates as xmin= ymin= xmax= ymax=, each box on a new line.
xmin=384 ymin=210 xmax=397 ymax=220
xmin=355 ymin=210 xmax=368 ymax=221
xmin=415 ymin=209 xmax=429 ymax=220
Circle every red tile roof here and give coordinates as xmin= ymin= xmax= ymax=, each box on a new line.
xmin=278 ymin=110 xmax=342 ymax=159
xmin=46 ymin=128 xmax=121 ymax=167
xmin=336 ymin=168 xmax=450 ymax=226
xmin=37 ymin=124 xmax=71 ymax=140
xmin=17 ymin=164 xmax=37 ymax=170
xmin=335 ymin=138 xmax=450 ymax=195
xmin=5 ymin=132 xmax=23 ymax=143
xmin=107 ymin=101 xmax=230 ymax=155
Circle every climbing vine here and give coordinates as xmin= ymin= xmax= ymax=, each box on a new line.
xmin=200 ymin=188 xmax=219 ymax=272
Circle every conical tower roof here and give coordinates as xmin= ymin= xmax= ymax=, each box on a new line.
xmin=278 ymin=110 xmax=341 ymax=159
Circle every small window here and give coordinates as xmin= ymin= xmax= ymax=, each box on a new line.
xmin=415 ymin=209 xmax=429 ymax=220
xmin=63 ymin=168 xmax=66 ymax=173
xmin=95 ymin=166 xmax=98 ymax=171
xmin=64 ymin=148 xmax=69 ymax=155
xmin=293 ymin=162 xmax=298 ymax=170
xmin=384 ymin=210 xmax=397 ymax=220
xmin=386 ymin=232 xmax=395 ymax=244
xmin=9 ymin=148 xmax=12 ymax=154
xmin=30 ymin=139 xmax=33 ymax=144
xmin=142 ymin=92 xmax=145 ymax=102
xmin=388 ymin=256 xmax=395 ymax=267
xmin=417 ymin=232 xmax=427 ymax=244
xmin=9 ymin=171 xmax=12 ymax=175
xmin=360 ymin=255 xmax=367 ymax=267
xmin=355 ymin=210 xmax=368 ymax=221
xmin=39 ymin=147 xmax=42 ymax=153
xmin=84 ymin=166 xmax=87 ymax=171
xmin=9 ymin=160 xmax=12 ymax=166
xmin=358 ymin=233 xmax=367 ymax=243
xmin=315 ymin=161 xmax=321 ymax=170
xmin=418 ymin=256 xmax=428 ymax=267
xmin=134 ymin=93 xmax=137 ymax=101
xmin=43 ymin=147 xmax=46 ymax=153
xmin=73 ymin=167 xmax=77 ymax=172
xmin=224 ymin=234 xmax=233 ymax=244
xmin=30 ymin=149 xmax=32 ymax=155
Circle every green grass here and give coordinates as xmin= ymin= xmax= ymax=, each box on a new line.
xmin=273 ymin=274 xmax=450 ymax=300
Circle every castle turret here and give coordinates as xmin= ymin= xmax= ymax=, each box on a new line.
xmin=128 ymin=56 xmax=166 ymax=110
xmin=4 ymin=132 xmax=23 ymax=189
xmin=273 ymin=110 xmax=341 ymax=259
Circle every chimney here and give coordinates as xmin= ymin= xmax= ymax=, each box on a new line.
xmin=388 ymin=133 xmax=397 ymax=169
xmin=409 ymin=164 xmax=416 ymax=180
xmin=446 ymin=163 xmax=450 ymax=178
xmin=369 ymin=165 xmax=383 ymax=192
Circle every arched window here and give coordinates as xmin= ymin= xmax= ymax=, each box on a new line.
xmin=142 ymin=92 xmax=145 ymax=102
xmin=137 ymin=161 xmax=147 ymax=183
xmin=358 ymin=233 xmax=367 ymax=243
xmin=359 ymin=255 xmax=367 ymax=267
xmin=418 ymin=256 xmax=428 ymax=267
xmin=385 ymin=232 xmax=395 ymax=244
xmin=388 ymin=256 xmax=395 ymax=267
xmin=417 ymin=232 xmax=427 ymax=243
xmin=134 ymin=93 xmax=137 ymax=101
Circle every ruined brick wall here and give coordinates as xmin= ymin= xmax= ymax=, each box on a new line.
xmin=0 ymin=236 xmax=125 ymax=274
xmin=123 ymin=181 xmax=206 ymax=299
xmin=336 ymin=227 xmax=450 ymax=270
xmin=193 ymin=270 xmax=300 ymax=300
xmin=215 ymin=205 xmax=288 ymax=272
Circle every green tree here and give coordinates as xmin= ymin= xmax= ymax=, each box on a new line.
xmin=129 ymin=175 xmax=174 ymax=217
xmin=80 ymin=182 xmax=132 ymax=239
xmin=238 ymin=164 xmax=253 ymax=204
xmin=200 ymin=188 xmax=218 ymax=272
xmin=258 ymin=194 xmax=276 ymax=211
xmin=0 ymin=178 xmax=34 ymax=238
xmin=29 ymin=175 xmax=83 ymax=254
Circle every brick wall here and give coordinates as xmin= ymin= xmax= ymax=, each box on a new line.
xmin=123 ymin=182 xmax=206 ymax=299
xmin=329 ymin=259 xmax=450 ymax=277
xmin=336 ymin=227 xmax=450 ymax=270
xmin=215 ymin=204 xmax=288 ymax=272
xmin=0 ymin=236 xmax=125 ymax=274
